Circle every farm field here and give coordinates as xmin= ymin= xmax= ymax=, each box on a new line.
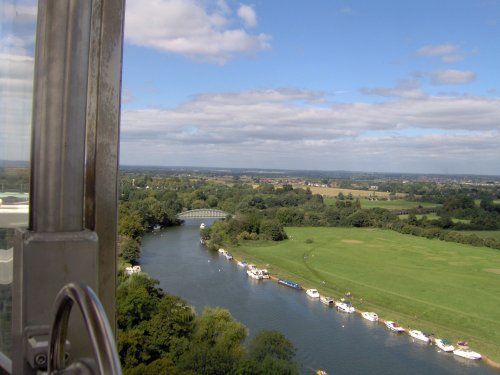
xmin=398 ymin=213 xmax=439 ymax=220
xmin=397 ymin=213 xmax=471 ymax=224
xmin=231 ymin=227 xmax=500 ymax=361
xmin=323 ymin=197 xmax=441 ymax=211
xmin=306 ymin=186 xmax=406 ymax=198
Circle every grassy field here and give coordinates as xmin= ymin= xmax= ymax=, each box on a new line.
xmin=323 ymin=197 xmax=441 ymax=211
xmin=455 ymin=230 xmax=500 ymax=240
xmin=230 ymin=227 xmax=500 ymax=361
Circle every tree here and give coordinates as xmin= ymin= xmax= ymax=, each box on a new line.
xmin=121 ymin=238 xmax=141 ymax=264
xmin=178 ymin=308 xmax=247 ymax=375
xmin=260 ymin=219 xmax=287 ymax=241
xmin=248 ymin=330 xmax=299 ymax=375
xmin=249 ymin=330 xmax=296 ymax=363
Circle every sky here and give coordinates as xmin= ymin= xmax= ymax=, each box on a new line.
xmin=2 ymin=0 xmax=500 ymax=175
xmin=120 ymin=0 xmax=500 ymax=175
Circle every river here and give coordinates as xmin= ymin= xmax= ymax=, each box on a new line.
xmin=140 ymin=219 xmax=497 ymax=375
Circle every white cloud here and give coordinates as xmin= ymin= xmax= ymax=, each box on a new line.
xmin=417 ymin=43 xmax=464 ymax=63
xmin=124 ymin=0 xmax=270 ymax=63
xmin=431 ymin=70 xmax=477 ymax=85
xmin=237 ymin=5 xmax=257 ymax=27
xmin=361 ymin=80 xmax=427 ymax=99
xmin=120 ymin=89 xmax=500 ymax=174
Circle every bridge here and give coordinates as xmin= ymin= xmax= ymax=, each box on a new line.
xmin=177 ymin=208 xmax=230 ymax=219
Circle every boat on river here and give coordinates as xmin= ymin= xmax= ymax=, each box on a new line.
xmin=200 ymin=223 xmax=206 ymax=229
xmin=306 ymin=289 xmax=320 ymax=298
xmin=237 ymin=260 xmax=248 ymax=267
xmin=224 ymin=252 xmax=233 ymax=260
xmin=361 ymin=311 xmax=378 ymax=322
xmin=385 ymin=321 xmax=405 ymax=333
xmin=247 ymin=269 xmax=263 ymax=280
xmin=434 ymin=338 xmax=454 ymax=352
xmin=320 ymin=296 xmax=334 ymax=306
xmin=453 ymin=349 xmax=482 ymax=360
xmin=409 ymin=330 xmax=431 ymax=343
xmin=278 ymin=279 xmax=302 ymax=290
xmin=335 ymin=301 xmax=355 ymax=313
xmin=261 ymin=269 xmax=270 ymax=279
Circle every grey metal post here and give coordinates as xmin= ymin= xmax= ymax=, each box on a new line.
xmin=29 ymin=0 xmax=91 ymax=233
xmin=85 ymin=0 xmax=124 ymax=331
xmin=12 ymin=0 xmax=124 ymax=370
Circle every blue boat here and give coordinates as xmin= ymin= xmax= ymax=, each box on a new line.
xmin=278 ymin=279 xmax=302 ymax=290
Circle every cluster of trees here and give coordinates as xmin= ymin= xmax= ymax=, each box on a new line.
xmin=117 ymin=271 xmax=299 ymax=375
xmin=117 ymin=174 xmax=300 ymax=373
xmin=201 ymin=214 xmax=287 ymax=250
xmin=118 ymin=173 xmax=500 ymax=255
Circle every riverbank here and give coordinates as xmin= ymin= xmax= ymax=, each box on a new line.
xmin=223 ymin=227 xmax=500 ymax=367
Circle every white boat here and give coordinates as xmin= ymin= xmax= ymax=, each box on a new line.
xmin=153 ymin=224 xmax=161 ymax=230
xmin=385 ymin=321 xmax=405 ymax=333
xmin=218 ymin=248 xmax=226 ymax=255
xmin=409 ymin=330 xmax=431 ymax=343
xmin=453 ymin=349 xmax=482 ymax=360
xmin=434 ymin=338 xmax=454 ymax=352
xmin=320 ymin=296 xmax=334 ymax=306
xmin=246 ymin=269 xmax=263 ymax=280
xmin=261 ymin=269 xmax=270 ymax=279
xmin=335 ymin=301 xmax=355 ymax=313
xmin=237 ymin=261 xmax=248 ymax=268
xmin=361 ymin=311 xmax=378 ymax=322
xmin=224 ymin=252 xmax=233 ymax=260
xmin=306 ymin=289 xmax=320 ymax=298
xmin=247 ymin=264 xmax=256 ymax=270
xmin=200 ymin=223 xmax=206 ymax=229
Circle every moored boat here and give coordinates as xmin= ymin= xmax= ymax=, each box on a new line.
xmin=434 ymin=338 xmax=454 ymax=352
xmin=261 ymin=269 xmax=270 ymax=279
xmin=237 ymin=260 xmax=248 ymax=268
xmin=320 ymin=296 xmax=334 ymax=306
xmin=247 ymin=269 xmax=263 ymax=280
xmin=385 ymin=321 xmax=405 ymax=333
xmin=361 ymin=311 xmax=378 ymax=322
xmin=453 ymin=349 xmax=482 ymax=360
xmin=200 ymin=223 xmax=206 ymax=229
xmin=335 ymin=301 xmax=355 ymax=313
xmin=409 ymin=330 xmax=431 ymax=343
xmin=224 ymin=252 xmax=233 ymax=260
xmin=306 ymin=289 xmax=320 ymax=298
xmin=278 ymin=279 xmax=302 ymax=290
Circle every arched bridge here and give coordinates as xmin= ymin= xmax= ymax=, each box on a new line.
xmin=177 ymin=209 xmax=230 ymax=219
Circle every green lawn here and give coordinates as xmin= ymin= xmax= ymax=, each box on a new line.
xmin=397 ymin=213 xmax=471 ymax=224
xmin=324 ymin=197 xmax=441 ymax=211
xmin=398 ymin=213 xmax=440 ymax=220
xmin=455 ymin=230 xmax=500 ymax=241
xmin=230 ymin=227 xmax=500 ymax=361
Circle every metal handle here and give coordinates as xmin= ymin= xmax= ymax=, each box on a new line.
xmin=48 ymin=283 xmax=122 ymax=374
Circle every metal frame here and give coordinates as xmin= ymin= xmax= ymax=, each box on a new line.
xmin=48 ymin=283 xmax=121 ymax=374
xmin=11 ymin=0 xmax=124 ymax=372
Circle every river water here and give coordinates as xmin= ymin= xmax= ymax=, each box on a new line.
xmin=140 ymin=219 xmax=497 ymax=375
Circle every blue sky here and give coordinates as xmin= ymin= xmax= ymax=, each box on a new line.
xmin=3 ymin=0 xmax=499 ymax=175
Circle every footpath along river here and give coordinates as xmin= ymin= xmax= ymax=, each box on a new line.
xmin=140 ymin=219 xmax=498 ymax=375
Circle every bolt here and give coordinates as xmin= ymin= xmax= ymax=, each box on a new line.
xmin=34 ymin=353 xmax=47 ymax=369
